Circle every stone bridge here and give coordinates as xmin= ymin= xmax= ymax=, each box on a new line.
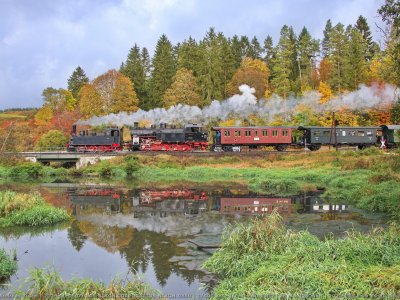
xmin=22 ymin=152 xmax=123 ymax=169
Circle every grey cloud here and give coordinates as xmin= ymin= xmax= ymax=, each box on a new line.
xmin=0 ymin=0 xmax=385 ymax=109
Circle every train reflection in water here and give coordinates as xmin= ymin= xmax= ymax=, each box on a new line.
xmin=68 ymin=187 xmax=347 ymax=218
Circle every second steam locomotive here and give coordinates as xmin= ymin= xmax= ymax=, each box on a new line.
xmin=67 ymin=123 xmax=400 ymax=152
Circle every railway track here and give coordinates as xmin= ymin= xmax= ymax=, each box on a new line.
xmin=3 ymin=147 xmax=357 ymax=158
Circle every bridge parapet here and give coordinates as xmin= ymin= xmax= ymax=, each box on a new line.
xmin=20 ymin=152 xmax=119 ymax=169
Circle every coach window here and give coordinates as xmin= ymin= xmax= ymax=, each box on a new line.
xmin=234 ymin=130 xmax=241 ymax=137
xmin=282 ymin=130 xmax=288 ymax=137
xmin=262 ymin=130 xmax=268 ymax=137
xmin=342 ymin=131 xmax=346 ymax=136
xmin=367 ymin=131 xmax=373 ymax=136
xmin=313 ymin=131 xmax=320 ymax=137
xmin=254 ymin=130 xmax=258 ymax=137
xmin=350 ymin=131 xmax=356 ymax=136
xmin=358 ymin=131 xmax=365 ymax=137
xmin=272 ymin=130 xmax=278 ymax=137
xmin=323 ymin=131 xmax=330 ymax=137
xmin=245 ymin=130 xmax=251 ymax=137
xmin=224 ymin=130 xmax=231 ymax=137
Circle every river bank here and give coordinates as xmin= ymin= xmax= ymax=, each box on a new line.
xmin=1 ymin=149 xmax=399 ymax=220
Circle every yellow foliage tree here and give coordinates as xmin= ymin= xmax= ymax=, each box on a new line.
xmin=34 ymin=105 xmax=53 ymax=126
xmin=162 ymin=68 xmax=202 ymax=108
xmin=318 ymin=81 xmax=333 ymax=103
xmin=218 ymin=119 xmax=237 ymax=127
xmin=93 ymin=69 xmax=139 ymax=114
xmin=318 ymin=110 xmax=359 ymax=127
xmin=368 ymin=56 xmax=383 ymax=84
xmin=78 ymin=84 xmax=104 ymax=119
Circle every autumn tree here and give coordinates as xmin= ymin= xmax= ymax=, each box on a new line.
xmin=163 ymin=68 xmax=202 ymax=107
xmin=42 ymin=87 xmax=77 ymax=112
xmin=227 ymin=58 xmax=270 ymax=99
xmin=35 ymin=130 xmax=68 ymax=150
xmin=319 ymin=58 xmax=332 ymax=83
xmin=92 ymin=69 xmax=139 ymax=114
xmin=34 ymin=105 xmax=53 ymax=126
xmin=78 ymin=84 xmax=103 ymax=118
xmin=378 ymin=0 xmax=400 ymax=86
xmin=67 ymin=66 xmax=89 ymax=98
xmin=318 ymin=81 xmax=333 ymax=103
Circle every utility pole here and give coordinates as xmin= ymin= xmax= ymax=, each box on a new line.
xmin=333 ymin=112 xmax=338 ymax=151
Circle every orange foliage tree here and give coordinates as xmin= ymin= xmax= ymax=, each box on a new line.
xmin=227 ymin=58 xmax=270 ymax=99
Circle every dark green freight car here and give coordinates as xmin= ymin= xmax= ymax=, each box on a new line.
xmin=298 ymin=126 xmax=380 ymax=151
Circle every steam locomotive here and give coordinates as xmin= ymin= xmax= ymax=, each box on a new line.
xmin=67 ymin=123 xmax=208 ymax=152
xmin=67 ymin=123 xmax=400 ymax=152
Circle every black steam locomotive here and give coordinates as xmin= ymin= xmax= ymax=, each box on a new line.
xmin=67 ymin=123 xmax=208 ymax=152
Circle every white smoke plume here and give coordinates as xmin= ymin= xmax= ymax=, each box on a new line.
xmin=77 ymin=83 xmax=398 ymax=127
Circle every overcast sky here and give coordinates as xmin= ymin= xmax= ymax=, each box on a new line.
xmin=0 ymin=0 xmax=385 ymax=109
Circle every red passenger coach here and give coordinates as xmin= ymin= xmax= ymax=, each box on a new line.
xmin=212 ymin=126 xmax=294 ymax=151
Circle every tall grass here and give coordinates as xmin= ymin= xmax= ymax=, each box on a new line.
xmin=14 ymin=267 xmax=161 ymax=300
xmin=0 ymin=191 xmax=69 ymax=227
xmin=0 ymin=248 xmax=17 ymax=280
xmin=203 ymin=211 xmax=400 ymax=299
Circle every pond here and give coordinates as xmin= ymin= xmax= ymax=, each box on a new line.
xmin=0 ymin=182 xmax=388 ymax=297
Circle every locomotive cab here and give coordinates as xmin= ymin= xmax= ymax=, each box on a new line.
xmin=184 ymin=124 xmax=208 ymax=142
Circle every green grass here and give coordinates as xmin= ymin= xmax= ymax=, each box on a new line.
xmin=1 ymin=151 xmax=399 ymax=220
xmin=203 ymin=211 xmax=400 ymax=299
xmin=0 ymin=113 xmax=27 ymax=120
xmin=0 ymin=248 xmax=17 ymax=280
xmin=14 ymin=267 xmax=160 ymax=299
xmin=0 ymin=191 xmax=70 ymax=227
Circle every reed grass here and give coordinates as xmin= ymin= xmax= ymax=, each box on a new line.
xmin=0 ymin=248 xmax=17 ymax=280
xmin=203 ymin=211 xmax=400 ymax=299
xmin=0 ymin=191 xmax=69 ymax=227
xmin=14 ymin=267 xmax=161 ymax=300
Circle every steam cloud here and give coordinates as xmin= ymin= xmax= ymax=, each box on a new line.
xmin=78 ymin=84 xmax=398 ymax=127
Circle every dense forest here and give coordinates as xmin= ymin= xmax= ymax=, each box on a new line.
xmin=1 ymin=0 xmax=399 ymax=151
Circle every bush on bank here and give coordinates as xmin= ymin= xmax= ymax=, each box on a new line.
xmin=0 ymin=191 xmax=69 ymax=227
xmin=15 ymin=267 xmax=160 ymax=300
xmin=203 ymin=211 xmax=400 ymax=299
xmin=0 ymin=248 xmax=17 ymax=281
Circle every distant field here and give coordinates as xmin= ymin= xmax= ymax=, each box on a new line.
xmin=0 ymin=113 xmax=29 ymax=120
xmin=0 ymin=114 xmax=27 ymax=119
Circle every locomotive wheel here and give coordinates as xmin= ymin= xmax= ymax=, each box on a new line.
xmin=308 ymin=144 xmax=321 ymax=151
xmin=358 ymin=144 xmax=370 ymax=150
